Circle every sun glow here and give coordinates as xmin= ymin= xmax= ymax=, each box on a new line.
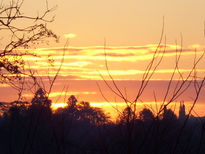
xmin=51 ymin=103 xmax=68 ymax=110
xmin=2 ymin=44 xmax=205 ymax=118
xmin=49 ymin=101 xmax=205 ymax=121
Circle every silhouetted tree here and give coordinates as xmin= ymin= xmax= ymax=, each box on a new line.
xmin=64 ymin=96 xmax=109 ymax=125
xmin=162 ymin=106 xmax=177 ymax=122
xmin=7 ymin=101 xmax=28 ymax=119
xmin=31 ymin=88 xmax=51 ymax=108
xmin=67 ymin=95 xmax=77 ymax=108
xmin=28 ymin=88 xmax=52 ymax=130
xmin=0 ymin=0 xmax=58 ymax=104
xmin=0 ymin=0 xmax=57 ymax=83
xmin=117 ymin=106 xmax=136 ymax=125
xmin=139 ymin=108 xmax=155 ymax=122
xmin=77 ymin=101 xmax=109 ymax=125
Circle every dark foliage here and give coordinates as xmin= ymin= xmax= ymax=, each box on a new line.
xmin=0 ymin=92 xmax=205 ymax=154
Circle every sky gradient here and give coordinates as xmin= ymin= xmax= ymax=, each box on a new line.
xmin=22 ymin=0 xmax=205 ymax=47
xmin=1 ymin=0 xmax=205 ymax=119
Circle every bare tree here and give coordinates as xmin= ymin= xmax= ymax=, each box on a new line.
xmin=98 ymin=18 xmax=205 ymax=153
xmin=0 ymin=0 xmax=58 ymax=88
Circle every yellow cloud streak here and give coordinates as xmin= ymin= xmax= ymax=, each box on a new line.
xmin=5 ymin=44 xmax=204 ymax=81
xmin=23 ymin=91 xmax=97 ymax=98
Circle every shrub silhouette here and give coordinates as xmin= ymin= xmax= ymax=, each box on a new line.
xmin=117 ymin=106 xmax=136 ymax=125
xmin=0 ymin=96 xmax=205 ymax=154
xmin=139 ymin=108 xmax=155 ymax=122
xmin=31 ymin=88 xmax=51 ymax=108
xmin=56 ymin=95 xmax=109 ymax=125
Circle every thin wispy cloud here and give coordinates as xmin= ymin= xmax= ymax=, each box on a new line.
xmin=9 ymin=44 xmax=202 ymax=82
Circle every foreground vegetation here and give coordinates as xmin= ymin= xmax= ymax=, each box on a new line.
xmin=0 ymin=88 xmax=204 ymax=154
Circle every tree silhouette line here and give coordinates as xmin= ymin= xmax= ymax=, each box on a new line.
xmin=0 ymin=88 xmax=204 ymax=154
xmin=1 ymin=1 xmax=205 ymax=153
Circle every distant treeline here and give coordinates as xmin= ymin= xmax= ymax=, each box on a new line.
xmin=0 ymin=88 xmax=205 ymax=154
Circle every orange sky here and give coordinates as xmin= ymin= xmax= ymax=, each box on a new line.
xmin=1 ymin=44 xmax=205 ymax=119
xmin=1 ymin=0 xmax=205 ymax=119
xmin=19 ymin=0 xmax=205 ymax=47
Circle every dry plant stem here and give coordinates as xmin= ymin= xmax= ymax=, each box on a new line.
xmin=159 ymin=58 xmax=180 ymax=112
xmin=23 ymin=40 xmax=68 ymax=154
xmin=96 ymin=82 xmax=123 ymax=116
xmin=100 ymin=18 xmax=165 ymax=122
xmin=47 ymin=39 xmax=68 ymax=96
xmin=23 ymin=37 xmax=70 ymax=153
xmin=137 ymin=36 xmax=205 ymax=154
xmin=103 ymin=39 xmax=130 ymax=104
xmin=63 ymin=86 xmax=70 ymax=103
xmin=158 ymin=50 xmax=204 ymax=116
xmin=0 ymin=0 xmax=58 ymax=98
xmin=98 ymin=73 xmax=128 ymax=103
xmin=54 ymin=85 xmax=69 ymax=103
xmin=175 ymin=34 xmax=184 ymax=81
xmin=159 ymin=39 xmax=183 ymax=111
xmin=16 ymin=74 xmax=25 ymax=100
xmin=134 ymin=18 xmax=165 ymax=104
xmin=204 ymin=21 xmax=205 ymax=37
xmin=134 ymin=46 xmax=165 ymax=104
xmin=99 ymin=19 xmax=166 ymax=153
xmin=132 ymin=30 xmax=166 ymax=125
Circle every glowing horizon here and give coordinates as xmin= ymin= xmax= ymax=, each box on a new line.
xmin=51 ymin=101 xmax=205 ymax=120
xmin=1 ymin=44 xmax=205 ymax=119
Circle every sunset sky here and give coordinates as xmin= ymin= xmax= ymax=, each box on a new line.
xmin=1 ymin=0 xmax=205 ymax=119
xmin=22 ymin=0 xmax=205 ymax=47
